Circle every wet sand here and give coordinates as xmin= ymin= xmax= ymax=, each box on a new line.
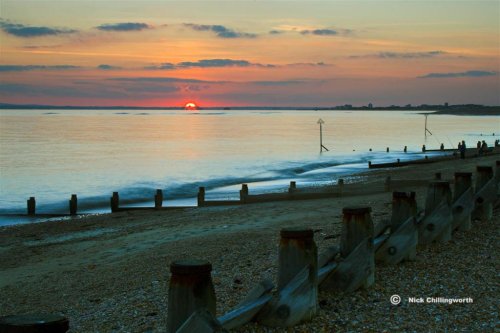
xmin=0 ymin=154 xmax=498 ymax=332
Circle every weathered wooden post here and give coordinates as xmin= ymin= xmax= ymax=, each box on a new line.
xmin=322 ymin=207 xmax=374 ymax=292
xmin=404 ymin=146 xmax=407 ymax=153
xmin=386 ymin=147 xmax=389 ymax=153
xmin=495 ymin=161 xmax=500 ymax=183
xmin=338 ymin=178 xmax=344 ymax=196
xmin=240 ymin=184 xmax=249 ymax=203
xmin=473 ymin=166 xmax=494 ymax=221
xmin=27 ymin=197 xmax=36 ymax=216
xmin=422 ymin=144 xmax=426 ymax=152
xmin=376 ymin=192 xmax=418 ymax=264
xmin=390 ymin=192 xmax=417 ymax=231
xmin=277 ymin=228 xmax=317 ymax=290
xmin=256 ymin=228 xmax=317 ymax=327
xmin=166 ymin=260 xmax=216 ymax=333
xmin=69 ymin=194 xmax=77 ymax=216
xmin=0 ymin=314 xmax=69 ymax=332
xmin=197 ymin=187 xmax=205 ymax=207
xmin=110 ymin=192 xmax=119 ymax=213
xmin=452 ymin=172 xmax=473 ymax=231
xmin=419 ymin=181 xmax=452 ymax=245
xmin=384 ymin=176 xmax=391 ymax=192
xmin=154 ymin=189 xmax=163 ymax=209
xmin=288 ymin=181 xmax=296 ymax=194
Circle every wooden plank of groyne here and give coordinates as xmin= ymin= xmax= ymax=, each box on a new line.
xmin=218 ymin=279 xmax=273 ymax=330
xmin=375 ymin=217 xmax=418 ymax=265
xmin=452 ymin=188 xmax=474 ymax=230
xmin=320 ymin=237 xmax=373 ymax=292
xmin=473 ymin=166 xmax=495 ymax=221
xmin=318 ymin=246 xmax=340 ymax=268
xmin=218 ymin=295 xmax=272 ymax=330
xmin=0 ymin=314 xmax=69 ymax=332
xmin=256 ymin=266 xmax=317 ymax=327
xmin=176 ymin=308 xmax=226 ymax=333
xmin=418 ymin=201 xmax=452 ymax=245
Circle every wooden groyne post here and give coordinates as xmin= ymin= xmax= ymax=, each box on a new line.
xmin=419 ymin=181 xmax=452 ymax=245
xmin=277 ymin=228 xmax=317 ymax=290
xmin=154 ymin=189 xmax=163 ymax=209
xmin=452 ymin=172 xmax=473 ymax=231
xmin=240 ymin=184 xmax=249 ymax=203
xmin=27 ymin=197 xmax=36 ymax=215
xmin=197 ymin=187 xmax=205 ymax=207
xmin=69 ymin=194 xmax=77 ymax=216
xmin=0 ymin=314 xmax=69 ymax=332
xmin=110 ymin=192 xmax=119 ymax=213
xmin=474 ymin=166 xmax=494 ymax=221
xmin=338 ymin=178 xmax=344 ymax=196
xmin=322 ymin=207 xmax=374 ymax=292
xmin=166 ymin=260 xmax=216 ymax=333
xmin=257 ymin=228 xmax=318 ymax=327
xmin=495 ymin=161 xmax=500 ymax=183
xmin=288 ymin=181 xmax=296 ymax=194
xmin=376 ymin=192 xmax=418 ymax=264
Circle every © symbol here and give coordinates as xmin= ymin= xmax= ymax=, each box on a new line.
xmin=390 ymin=294 xmax=401 ymax=305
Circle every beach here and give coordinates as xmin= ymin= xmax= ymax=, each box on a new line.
xmin=0 ymin=154 xmax=498 ymax=332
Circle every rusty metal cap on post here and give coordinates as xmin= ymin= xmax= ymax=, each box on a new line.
xmin=454 ymin=172 xmax=472 ymax=178
xmin=280 ymin=227 xmax=313 ymax=239
xmin=170 ymin=260 xmax=212 ymax=275
xmin=342 ymin=206 xmax=372 ymax=215
xmin=0 ymin=314 xmax=69 ymax=332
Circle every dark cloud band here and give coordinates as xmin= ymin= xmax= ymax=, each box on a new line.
xmin=0 ymin=20 xmax=77 ymax=37
xmin=96 ymin=22 xmax=150 ymax=31
xmin=418 ymin=70 xmax=497 ymax=78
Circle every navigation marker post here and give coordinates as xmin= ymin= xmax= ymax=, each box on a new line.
xmin=317 ymin=118 xmax=329 ymax=153
xmin=424 ymin=114 xmax=433 ymax=139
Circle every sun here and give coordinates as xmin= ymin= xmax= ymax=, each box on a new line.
xmin=184 ymin=102 xmax=198 ymax=110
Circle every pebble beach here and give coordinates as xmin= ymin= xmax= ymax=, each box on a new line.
xmin=0 ymin=154 xmax=498 ymax=332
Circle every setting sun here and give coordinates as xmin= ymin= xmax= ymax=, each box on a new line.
xmin=184 ymin=102 xmax=198 ymax=110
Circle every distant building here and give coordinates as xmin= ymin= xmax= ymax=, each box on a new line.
xmin=444 ymin=102 xmax=449 ymax=107
xmin=368 ymin=103 xmax=373 ymax=109
xmin=406 ymin=104 xmax=412 ymax=108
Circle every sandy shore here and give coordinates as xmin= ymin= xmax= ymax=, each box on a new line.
xmin=0 ymin=154 xmax=498 ymax=332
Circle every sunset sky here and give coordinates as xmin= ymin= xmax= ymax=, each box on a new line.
xmin=0 ymin=0 xmax=498 ymax=107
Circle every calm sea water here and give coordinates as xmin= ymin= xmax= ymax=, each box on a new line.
xmin=0 ymin=109 xmax=498 ymax=225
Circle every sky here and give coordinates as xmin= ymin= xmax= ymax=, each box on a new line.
xmin=0 ymin=0 xmax=499 ymax=107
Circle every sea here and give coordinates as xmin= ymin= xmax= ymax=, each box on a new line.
xmin=0 ymin=109 xmax=498 ymax=226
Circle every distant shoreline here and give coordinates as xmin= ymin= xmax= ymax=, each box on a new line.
xmin=0 ymin=103 xmax=499 ymax=116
